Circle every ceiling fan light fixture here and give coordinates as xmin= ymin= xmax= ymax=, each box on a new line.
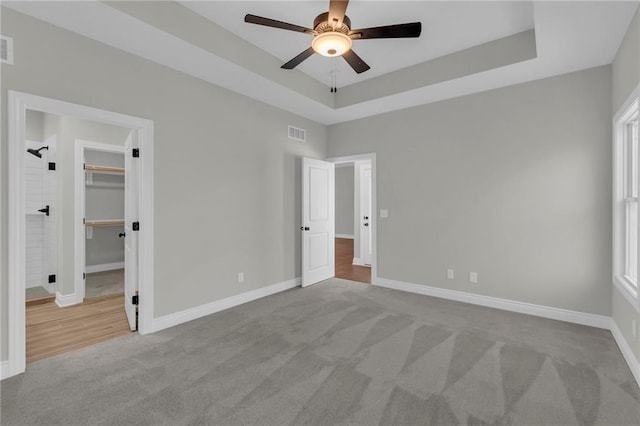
xmin=312 ymin=32 xmax=352 ymax=57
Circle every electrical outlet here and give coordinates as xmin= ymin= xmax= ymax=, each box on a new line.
xmin=447 ymin=269 xmax=454 ymax=280
xmin=380 ymin=209 xmax=389 ymax=218
xmin=633 ymin=319 xmax=637 ymax=338
xmin=469 ymin=272 xmax=478 ymax=283
xmin=237 ymin=272 xmax=244 ymax=283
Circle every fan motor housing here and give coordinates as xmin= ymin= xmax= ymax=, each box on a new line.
xmin=314 ymin=12 xmax=351 ymax=34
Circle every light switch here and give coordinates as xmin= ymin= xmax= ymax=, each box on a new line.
xmin=380 ymin=209 xmax=389 ymax=218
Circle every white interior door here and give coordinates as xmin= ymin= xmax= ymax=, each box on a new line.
xmin=123 ymin=132 xmax=138 ymax=330
xmin=302 ymin=157 xmax=335 ymax=287
xmin=361 ymin=165 xmax=372 ymax=266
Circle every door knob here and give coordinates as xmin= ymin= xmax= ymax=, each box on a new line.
xmin=119 ymin=233 xmax=126 ymax=238
xmin=38 ymin=205 xmax=50 ymax=216
xmin=300 ymin=226 xmax=310 ymax=231
xmin=364 ymin=216 xmax=369 ymax=220
xmin=364 ymin=223 xmax=369 ymax=227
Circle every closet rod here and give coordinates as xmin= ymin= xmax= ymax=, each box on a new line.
xmin=84 ymin=165 xmax=125 ymax=174
xmin=85 ymin=220 xmax=124 ymax=227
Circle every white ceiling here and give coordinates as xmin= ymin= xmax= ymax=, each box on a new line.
xmin=182 ymin=1 xmax=535 ymax=87
xmin=3 ymin=1 xmax=638 ymax=125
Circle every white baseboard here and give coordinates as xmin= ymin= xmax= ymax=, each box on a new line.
xmin=610 ymin=319 xmax=640 ymax=387
xmin=55 ymin=292 xmax=78 ymax=307
xmin=0 ymin=361 xmax=9 ymax=380
xmin=375 ymin=277 xmax=611 ymax=330
xmin=352 ymin=258 xmax=364 ymax=266
xmin=152 ymin=277 xmax=301 ymax=333
xmin=85 ymin=261 xmax=124 ymax=274
xmin=335 ymin=234 xmax=354 ymax=239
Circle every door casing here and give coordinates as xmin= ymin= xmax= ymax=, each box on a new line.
xmin=6 ymin=91 xmax=154 ymax=379
xmin=327 ymin=153 xmax=377 ymax=283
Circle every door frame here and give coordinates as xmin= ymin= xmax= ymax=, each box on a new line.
xmin=7 ymin=91 xmax=155 ymax=379
xmin=359 ymin=163 xmax=373 ymax=266
xmin=326 ymin=153 xmax=377 ymax=284
xmin=74 ymin=140 xmax=126 ymax=303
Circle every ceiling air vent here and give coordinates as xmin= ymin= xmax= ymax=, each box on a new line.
xmin=288 ymin=125 xmax=306 ymax=143
xmin=1 ymin=36 xmax=14 ymax=64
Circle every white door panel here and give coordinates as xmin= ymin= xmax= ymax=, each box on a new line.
xmin=361 ymin=166 xmax=372 ymax=266
xmin=302 ymin=157 xmax=335 ymax=287
xmin=124 ymin=132 xmax=138 ymax=331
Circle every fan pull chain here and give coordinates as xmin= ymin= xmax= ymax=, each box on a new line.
xmin=330 ymin=62 xmax=337 ymax=93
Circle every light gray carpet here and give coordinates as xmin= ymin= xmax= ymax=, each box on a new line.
xmin=2 ymin=278 xmax=639 ymax=425
xmin=85 ymin=269 xmax=124 ymax=299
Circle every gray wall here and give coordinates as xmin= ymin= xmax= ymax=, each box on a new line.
xmin=25 ymin=110 xmax=44 ymax=142
xmin=328 ymin=66 xmax=613 ymax=316
xmin=335 ymin=165 xmax=354 ymax=236
xmin=612 ymin=7 xmax=639 ymax=114
xmin=1 ymin=7 xmax=327 ymax=360
xmin=85 ymin=151 xmax=125 ymax=268
xmin=611 ymin=7 xmax=640 ymax=364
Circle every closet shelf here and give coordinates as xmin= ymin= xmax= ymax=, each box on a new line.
xmin=85 ymin=220 xmax=124 ymax=227
xmin=84 ymin=165 xmax=124 ymax=174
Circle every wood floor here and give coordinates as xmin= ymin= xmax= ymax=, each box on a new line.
xmin=335 ymin=237 xmax=371 ymax=284
xmin=26 ymin=293 xmax=132 ymax=364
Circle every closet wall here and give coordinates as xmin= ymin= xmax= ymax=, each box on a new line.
xmin=335 ymin=165 xmax=355 ymax=237
xmin=84 ymin=151 xmax=125 ymax=271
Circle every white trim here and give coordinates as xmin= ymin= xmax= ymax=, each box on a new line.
xmin=610 ymin=318 xmax=640 ymax=387
xmin=375 ymin=277 xmax=611 ymax=329
xmin=0 ymin=361 xmax=9 ymax=380
xmin=352 ymin=258 xmax=364 ymax=266
xmin=75 ymin=141 xmax=125 ymax=303
xmin=55 ymin=292 xmax=78 ymax=308
xmin=613 ymin=83 xmax=640 ymax=312
xmin=152 ymin=278 xmax=301 ymax=333
xmin=615 ymin=278 xmax=640 ymax=312
xmin=335 ymin=234 xmax=354 ymax=239
xmin=6 ymin=91 xmax=154 ymax=379
xmin=327 ymin=153 xmax=377 ymax=284
xmin=85 ymin=262 xmax=125 ymax=274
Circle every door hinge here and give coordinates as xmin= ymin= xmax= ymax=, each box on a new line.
xmin=83 ymin=273 xmax=86 ymax=280
xmin=132 ymin=148 xmax=140 ymax=158
xmin=132 ymin=221 xmax=140 ymax=231
xmin=48 ymin=162 xmax=56 ymax=171
xmin=132 ymin=295 xmax=139 ymax=305
xmin=48 ymin=274 xmax=56 ymax=284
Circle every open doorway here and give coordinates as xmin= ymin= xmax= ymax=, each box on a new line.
xmin=334 ymin=161 xmax=372 ymax=284
xmin=7 ymin=91 xmax=154 ymax=379
xmin=23 ymin=111 xmax=133 ymax=364
xmin=80 ymin=145 xmax=126 ymax=301
xmin=329 ymin=153 xmax=376 ymax=285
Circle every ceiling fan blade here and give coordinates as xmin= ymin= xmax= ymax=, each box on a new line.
xmin=350 ymin=22 xmax=422 ymax=39
xmin=281 ymin=47 xmax=316 ymax=70
xmin=244 ymin=14 xmax=313 ymax=34
xmin=328 ymin=0 xmax=349 ymax=28
xmin=342 ymin=49 xmax=370 ymax=74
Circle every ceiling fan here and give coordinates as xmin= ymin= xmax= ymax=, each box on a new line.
xmin=244 ymin=0 xmax=422 ymax=74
